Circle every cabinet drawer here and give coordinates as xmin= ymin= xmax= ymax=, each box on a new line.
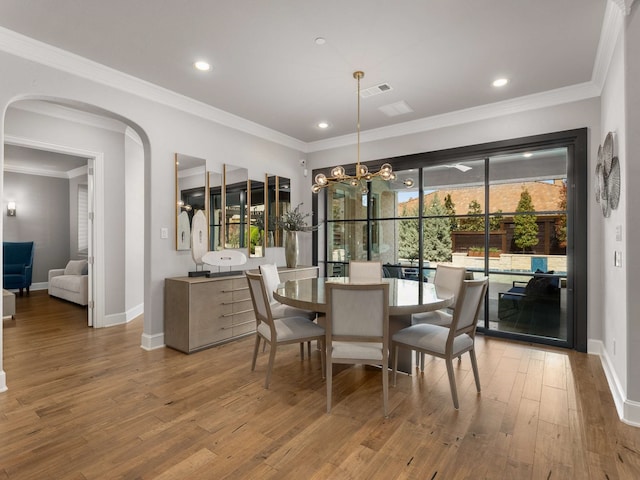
xmin=191 ymin=314 xmax=233 ymax=349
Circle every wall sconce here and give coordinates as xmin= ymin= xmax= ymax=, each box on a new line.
xmin=7 ymin=201 xmax=16 ymax=216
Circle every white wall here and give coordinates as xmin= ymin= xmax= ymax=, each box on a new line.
xmin=125 ymin=128 xmax=144 ymax=319
xmin=624 ymin=4 xmax=640 ymax=406
xmin=599 ymin=23 xmax=628 ymax=402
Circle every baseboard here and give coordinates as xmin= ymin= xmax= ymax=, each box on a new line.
xmin=140 ymin=332 xmax=164 ymax=351
xmin=5 ymin=282 xmax=47 ymax=293
xmin=102 ymin=312 xmax=126 ymax=327
xmin=588 ymin=338 xmax=640 ymax=427
xmin=0 ymin=370 xmax=7 ymax=393
xmin=126 ymin=303 xmax=144 ymax=323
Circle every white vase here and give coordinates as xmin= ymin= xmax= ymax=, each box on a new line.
xmin=285 ymin=231 xmax=299 ymax=268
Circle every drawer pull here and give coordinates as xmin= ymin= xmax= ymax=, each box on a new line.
xmin=221 ymin=287 xmax=250 ymax=293
xmin=221 ymin=309 xmax=255 ymax=318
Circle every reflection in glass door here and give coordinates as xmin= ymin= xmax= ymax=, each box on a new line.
xmin=488 ymin=149 xmax=568 ymax=341
xmin=419 ymin=148 xmax=569 ymax=344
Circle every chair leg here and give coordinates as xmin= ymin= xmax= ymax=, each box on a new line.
xmin=265 ymin=343 xmax=277 ymax=389
xmin=319 ymin=339 xmax=326 ymax=379
xmin=326 ymin=358 xmax=333 ymax=413
xmin=445 ymin=358 xmax=459 ymax=409
xmin=420 ymin=352 xmax=425 ymax=372
xmin=299 ymin=343 xmax=304 ymax=359
xmin=307 ymin=341 xmax=312 ymax=358
xmin=469 ymin=349 xmax=481 ymax=393
xmin=382 ymin=355 xmax=389 ymax=418
xmin=251 ymin=334 xmax=261 ymax=371
xmin=392 ymin=345 xmax=398 ymax=387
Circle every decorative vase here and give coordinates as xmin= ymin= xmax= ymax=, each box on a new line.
xmin=285 ymin=231 xmax=299 ymax=268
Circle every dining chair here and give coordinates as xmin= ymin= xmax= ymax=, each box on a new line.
xmin=259 ymin=263 xmax=318 ymax=357
xmin=392 ymin=277 xmax=488 ymax=409
xmin=411 ymin=264 xmax=467 ymax=369
xmin=348 ymin=260 xmax=383 ymax=284
xmin=325 ymin=282 xmax=390 ymax=416
xmin=246 ymin=271 xmax=326 ymax=389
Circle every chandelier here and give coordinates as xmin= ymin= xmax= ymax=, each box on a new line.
xmin=311 ymin=71 xmax=395 ymax=194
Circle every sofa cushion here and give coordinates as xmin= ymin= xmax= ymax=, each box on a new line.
xmin=64 ymin=259 xmax=87 ymax=276
xmin=50 ymin=275 xmax=85 ymax=292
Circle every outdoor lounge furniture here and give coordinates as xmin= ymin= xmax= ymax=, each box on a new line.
xmin=3 ymin=241 xmax=35 ymax=296
xmin=498 ymin=271 xmax=561 ymax=335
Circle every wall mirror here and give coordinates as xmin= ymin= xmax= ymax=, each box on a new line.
xmin=175 ymin=153 xmax=207 ymax=251
xmin=223 ymin=164 xmax=249 ymax=250
xmin=208 ymin=171 xmax=223 ymax=251
xmin=248 ymin=176 xmax=266 ymax=257
xmin=267 ymin=175 xmax=291 ymax=247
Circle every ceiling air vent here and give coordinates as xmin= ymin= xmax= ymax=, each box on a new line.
xmin=360 ymin=83 xmax=393 ymax=98
xmin=379 ymin=101 xmax=414 ymax=117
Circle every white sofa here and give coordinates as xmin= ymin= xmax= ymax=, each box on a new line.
xmin=48 ymin=259 xmax=89 ymax=306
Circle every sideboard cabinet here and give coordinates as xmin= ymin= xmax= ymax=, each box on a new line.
xmin=164 ymin=266 xmax=318 ymax=353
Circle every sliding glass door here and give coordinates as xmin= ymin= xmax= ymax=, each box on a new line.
xmin=316 ymin=129 xmax=586 ymax=350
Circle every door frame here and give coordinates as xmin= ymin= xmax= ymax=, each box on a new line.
xmin=3 ymin=134 xmax=104 ymax=327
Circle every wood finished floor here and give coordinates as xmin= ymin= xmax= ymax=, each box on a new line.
xmin=1 ymin=291 xmax=640 ymax=479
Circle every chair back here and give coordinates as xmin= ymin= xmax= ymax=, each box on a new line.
xmin=325 ymin=282 xmax=389 ymax=342
xmin=245 ymin=271 xmax=274 ymax=329
xmin=449 ymin=277 xmax=488 ymax=339
xmin=348 ymin=260 xmax=383 ymax=284
xmin=433 ymin=264 xmax=467 ymax=309
xmin=259 ymin=264 xmax=281 ymax=304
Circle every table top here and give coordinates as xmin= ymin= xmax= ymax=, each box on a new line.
xmin=273 ymin=277 xmax=454 ymax=316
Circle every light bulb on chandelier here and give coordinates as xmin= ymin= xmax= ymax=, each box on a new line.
xmin=312 ymin=71 xmax=394 ymax=193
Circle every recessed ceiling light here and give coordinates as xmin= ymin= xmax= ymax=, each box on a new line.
xmin=523 ymin=152 xmax=533 ymax=158
xmin=315 ymin=37 xmax=326 ymax=45
xmin=194 ymin=61 xmax=211 ymax=71
xmin=492 ymin=78 xmax=509 ymax=87
xmin=317 ymin=121 xmax=330 ymax=129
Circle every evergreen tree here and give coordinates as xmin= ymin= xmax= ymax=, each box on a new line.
xmin=555 ymin=181 xmax=567 ymax=248
xmin=459 ymin=199 xmax=484 ymax=231
xmin=398 ymin=205 xmax=420 ymax=264
xmin=444 ymin=193 xmax=458 ymax=231
xmin=489 ymin=209 xmax=503 ymax=231
xmin=423 ymin=193 xmax=453 ymax=262
xmin=513 ymin=188 xmax=539 ymax=253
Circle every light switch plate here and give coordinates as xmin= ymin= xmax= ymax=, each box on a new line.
xmin=161 ymin=227 xmax=168 ymax=239
xmin=616 ymin=225 xmax=622 ymax=242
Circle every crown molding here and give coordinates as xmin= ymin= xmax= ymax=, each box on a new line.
xmin=592 ymin=1 xmax=625 ymax=90
xmin=611 ymin=0 xmax=635 ymax=15
xmin=307 ymin=81 xmax=601 ymax=153
xmin=11 ymin=100 xmax=127 ymax=134
xmin=3 ymin=161 xmax=87 ymax=179
xmin=0 ymin=27 xmax=306 ymax=153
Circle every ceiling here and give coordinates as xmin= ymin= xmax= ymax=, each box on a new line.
xmin=0 ymin=1 xmax=606 ymax=144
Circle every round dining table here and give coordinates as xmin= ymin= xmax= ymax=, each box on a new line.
xmin=274 ymin=277 xmax=454 ymax=373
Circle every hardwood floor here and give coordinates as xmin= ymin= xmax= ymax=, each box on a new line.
xmin=1 ymin=291 xmax=640 ymax=479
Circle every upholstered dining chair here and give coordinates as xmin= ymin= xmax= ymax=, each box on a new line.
xmin=246 ymin=271 xmax=326 ymax=389
xmin=411 ymin=264 xmax=467 ymax=369
xmin=392 ymin=277 xmax=488 ymax=409
xmin=259 ymin=263 xmax=318 ymax=357
xmin=348 ymin=260 xmax=383 ymax=284
xmin=325 ymin=281 xmax=390 ymax=416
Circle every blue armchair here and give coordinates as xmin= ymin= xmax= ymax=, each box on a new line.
xmin=3 ymin=241 xmax=35 ymax=296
